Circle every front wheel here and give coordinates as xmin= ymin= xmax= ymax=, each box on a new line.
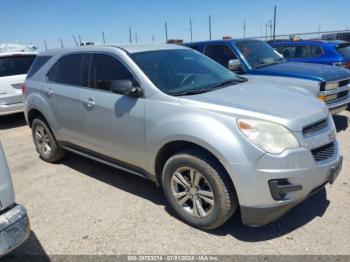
xmin=32 ymin=118 xmax=65 ymax=163
xmin=162 ymin=149 xmax=238 ymax=230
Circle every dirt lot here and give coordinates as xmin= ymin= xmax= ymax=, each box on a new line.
xmin=1 ymin=111 xmax=349 ymax=256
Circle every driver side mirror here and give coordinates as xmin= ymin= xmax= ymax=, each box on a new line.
xmin=111 ymin=80 xmax=143 ymax=97
xmin=228 ymin=59 xmax=242 ymax=71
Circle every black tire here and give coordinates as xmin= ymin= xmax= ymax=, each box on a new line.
xmin=32 ymin=117 xmax=65 ymax=163
xmin=162 ymin=148 xmax=238 ymax=230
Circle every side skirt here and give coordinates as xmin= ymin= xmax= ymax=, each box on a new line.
xmin=59 ymin=142 xmax=157 ymax=184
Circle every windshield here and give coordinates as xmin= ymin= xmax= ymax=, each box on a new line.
xmin=131 ymin=49 xmax=243 ymax=96
xmin=336 ymin=43 xmax=350 ymax=58
xmin=235 ymin=40 xmax=284 ymax=69
xmin=0 ymin=55 xmax=36 ymax=77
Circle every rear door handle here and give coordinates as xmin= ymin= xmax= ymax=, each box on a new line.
xmin=85 ymin=97 xmax=95 ymax=109
xmin=46 ymin=88 xmax=54 ymax=97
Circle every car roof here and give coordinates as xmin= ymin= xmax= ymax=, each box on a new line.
xmin=0 ymin=52 xmax=37 ymax=57
xmin=38 ymin=44 xmax=188 ymax=56
xmin=185 ymin=38 xmax=266 ymax=46
xmin=270 ymin=40 xmax=348 ymax=46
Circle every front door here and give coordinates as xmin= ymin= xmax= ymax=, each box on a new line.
xmin=81 ymin=53 xmax=145 ymax=168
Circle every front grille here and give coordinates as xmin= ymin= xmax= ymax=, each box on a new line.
xmin=303 ymin=118 xmax=328 ymax=136
xmin=339 ymin=79 xmax=350 ymax=87
xmin=337 ymin=90 xmax=349 ymax=100
xmin=311 ymin=142 xmax=335 ymax=162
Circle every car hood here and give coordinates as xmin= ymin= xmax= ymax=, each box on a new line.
xmin=251 ymin=62 xmax=350 ymax=82
xmin=179 ymin=80 xmax=329 ymax=132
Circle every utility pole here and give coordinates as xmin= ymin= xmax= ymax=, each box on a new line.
xmin=243 ymin=20 xmax=247 ymax=38
xmin=165 ymin=21 xmax=168 ymax=42
xmin=72 ymin=35 xmax=79 ymax=47
xmin=135 ymin=32 xmax=138 ymax=43
xmin=209 ymin=15 xmax=212 ymax=40
xmin=318 ymin=25 xmax=321 ymax=38
xmin=129 ymin=27 xmax=132 ymax=43
xmin=265 ymin=22 xmax=269 ymax=40
xmin=102 ymin=31 xmax=106 ymax=44
xmin=44 ymin=40 xmax=47 ymax=51
xmin=273 ymin=5 xmax=277 ymax=41
xmin=269 ymin=20 xmax=273 ymax=39
xmin=189 ymin=18 xmax=193 ymax=42
xmin=152 ymin=34 xmax=155 ymax=43
xmin=60 ymin=38 xmax=64 ymax=48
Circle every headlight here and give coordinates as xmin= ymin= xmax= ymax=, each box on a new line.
xmin=238 ymin=119 xmax=300 ymax=154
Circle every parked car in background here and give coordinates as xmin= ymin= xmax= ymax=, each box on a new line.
xmin=185 ymin=39 xmax=350 ymax=114
xmin=0 ymin=142 xmax=30 ymax=256
xmin=322 ymin=32 xmax=350 ymax=42
xmin=270 ymin=40 xmax=350 ymax=69
xmin=24 ymin=45 xmax=342 ymax=229
xmin=0 ymin=52 xmax=36 ymax=116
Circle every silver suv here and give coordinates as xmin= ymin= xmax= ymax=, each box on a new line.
xmin=24 ymin=45 xmax=342 ymax=229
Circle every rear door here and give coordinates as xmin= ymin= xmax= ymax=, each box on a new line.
xmin=0 ymin=55 xmax=35 ymax=105
xmin=45 ymin=54 xmax=89 ymax=146
xmin=81 ymin=53 xmax=145 ymax=168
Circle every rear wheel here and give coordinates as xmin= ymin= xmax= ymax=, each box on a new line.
xmin=162 ymin=149 xmax=238 ymax=229
xmin=32 ymin=118 xmax=65 ymax=162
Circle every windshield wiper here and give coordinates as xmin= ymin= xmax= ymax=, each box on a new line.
xmin=171 ymin=78 xmax=247 ymax=96
xmin=254 ymin=58 xmax=285 ymax=68
xmin=171 ymin=89 xmax=212 ymax=96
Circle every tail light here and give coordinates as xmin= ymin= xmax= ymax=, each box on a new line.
xmin=21 ymin=83 xmax=26 ymax=96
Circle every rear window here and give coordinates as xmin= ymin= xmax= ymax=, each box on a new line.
xmin=27 ymin=56 xmax=51 ymax=78
xmin=336 ymin=43 xmax=350 ymax=58
xmin=0 ymin=55 xmax=36 ymax=77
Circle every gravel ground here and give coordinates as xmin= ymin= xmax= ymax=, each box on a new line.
xmin=0 ymin=111 xmax=349 ymax=256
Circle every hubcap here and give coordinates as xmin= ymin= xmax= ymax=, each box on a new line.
xmin=34 ymin=125 xmax=51 ymax=155
xmin=170 ymin=167 xmax=214 ymax=218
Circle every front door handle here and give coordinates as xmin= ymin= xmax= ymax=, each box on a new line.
xmin=46 ymin=88 xmax=54 ymax=97
xmin=85 ymin=97 xmax=95 ymax=109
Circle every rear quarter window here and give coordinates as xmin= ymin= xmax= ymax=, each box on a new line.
xmin=27 ymin=56 xmax=51 ymax=78
xmin=336 ymin=44 xmax=350 ymax=58
xmin=0 ymin=55 xmax=36 ymax=77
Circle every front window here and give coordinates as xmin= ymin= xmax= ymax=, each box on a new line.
xmin=235 ymin=40 xmax=284 ymax=69
xmin=131 ymin=49 xmax=244 ymax=96
xmin=336 ymin=43 xmax=350 ymax=58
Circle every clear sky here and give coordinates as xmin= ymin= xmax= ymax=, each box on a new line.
xmin=1 ymin=0 xmax=349 ymax=50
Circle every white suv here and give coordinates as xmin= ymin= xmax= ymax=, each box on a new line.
xmin=0 ymin=52 xmax=36 ymax=116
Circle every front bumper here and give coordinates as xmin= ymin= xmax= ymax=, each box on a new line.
xmin=0 ymin=204 xmax=30 ymax=256
xmin=0 ymin=102 xmax=23 ymax=116
xmin=225 ymin=138 xmax=342 ymax=227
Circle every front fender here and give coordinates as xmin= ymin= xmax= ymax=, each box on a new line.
xmin=145 ymin=110 xmax=264 ymax=175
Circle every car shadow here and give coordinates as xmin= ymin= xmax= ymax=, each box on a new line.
xmin=0 ymin=113 xmax=27 ymax=130
xmin=61 ymin=152 xmax=166 ymax=206
xmin=4 ymin=231 xmax=50 ymax=261
xmin=61 ymin=152 xmax=330 ymax=242
xmin=333 ymin=114 xmax=349 ymax=132
xmin=208 ymin=187 xmax=330 ymax=241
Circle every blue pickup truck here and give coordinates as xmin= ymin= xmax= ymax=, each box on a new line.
xmin=269 ymin=40 xmax=350 ymax=69
xmin=184 ymin=39 xmax=350 ymax=114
